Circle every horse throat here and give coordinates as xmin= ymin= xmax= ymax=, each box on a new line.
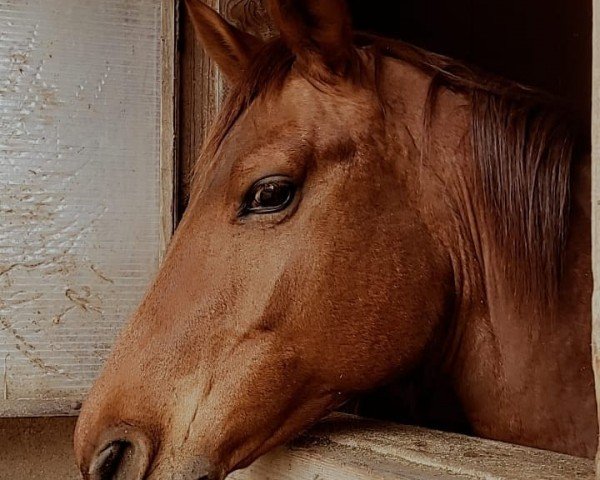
xmin=447 ymin=153 xmax=596 ymax=458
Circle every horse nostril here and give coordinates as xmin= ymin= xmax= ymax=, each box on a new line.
xmin=90 ymin=441 xmax=129 ymax=479
xmin=86 ymin=427 xmax=153 ymax=480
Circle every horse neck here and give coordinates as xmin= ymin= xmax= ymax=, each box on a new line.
xmin=380 ymin=54 xmax=595 ymax=455
xmin=437 ymin=127 xmax=595 ymax=456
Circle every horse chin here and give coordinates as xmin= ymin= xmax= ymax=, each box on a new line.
xmin=148 ymin=440 xmax=261 ymax=480
xmin=222 ymin=397 xmax=342 ymax=476
xmin=145 ymin=455 xmax=224 ymax=480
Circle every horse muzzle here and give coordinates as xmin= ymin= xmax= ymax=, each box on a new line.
xmin=80 ymin=424 xmax=220 ymax=480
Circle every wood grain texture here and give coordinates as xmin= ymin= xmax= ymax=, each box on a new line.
xmin=231 ymin=415 xmax=595 ymax=480
xmin=593 ymin=0 xmax=600 ymax=475
xmin=161 ymin=0 xmax=177 ymax=261
xmin=220 ymin=0 xmax=274 ymax=39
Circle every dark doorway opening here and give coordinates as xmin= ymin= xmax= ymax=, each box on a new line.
xmin=348 ymin=0 xmax=592 ymax=130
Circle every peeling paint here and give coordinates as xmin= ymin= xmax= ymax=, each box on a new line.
xmin=90 ymin=264 xmax=114 ymax=284
xmin=51 ymin=306 xmax=75 ymax=325
xmin=65 ymin=287 xmax=101 ymax=314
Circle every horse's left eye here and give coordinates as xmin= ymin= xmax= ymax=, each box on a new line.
xmin=240 ymin=176 xmax=296 ymax=216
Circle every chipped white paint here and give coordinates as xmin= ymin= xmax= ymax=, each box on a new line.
xmin=0 ymin=0 xmax=174 ymax=416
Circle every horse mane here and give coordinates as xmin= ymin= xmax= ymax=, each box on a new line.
xmin=196 ymin=33 xmax=578 ymax=311
xmin=359 ymin=34 xmax=577 ymax=311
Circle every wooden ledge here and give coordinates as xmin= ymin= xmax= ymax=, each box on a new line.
xmin=231 ymin=414 xmax=594 ymax=480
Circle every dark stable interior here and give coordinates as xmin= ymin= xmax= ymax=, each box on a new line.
xmin=348 ymin=0 xmax=592 ymax=131
xmin=344 ymin=0 xmax=592 ymax=433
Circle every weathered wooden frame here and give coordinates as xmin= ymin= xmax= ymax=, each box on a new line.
xmin=230 ymin=414 xmax=594 ymax=479
xmin=161 ymin=0 xmax=177 ymax=259
xmin=593 ymin=0 xmax=600 ymax=476
xmin=177 ymin=0 xmax=598 ymax=478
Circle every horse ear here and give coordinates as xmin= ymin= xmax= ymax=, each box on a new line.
xmin=266 ymin=0 xmax=355 ymax=77
xmin=185 ymin=0 xmax=263 ymax=83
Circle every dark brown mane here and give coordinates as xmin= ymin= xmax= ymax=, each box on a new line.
xmin=361 ymin=34 xmax=577 ymax=311
xmin=361 ymin=34 xmax=576 ymax=310
xmin=195 ymin=33 xmax=577 ymax=311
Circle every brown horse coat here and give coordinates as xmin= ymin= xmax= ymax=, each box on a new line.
xmin=75 ymin=1 xmax=597 ymax=479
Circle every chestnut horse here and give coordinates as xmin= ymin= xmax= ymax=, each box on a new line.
xmin=74 ymin=0 xmax=597 ymax=478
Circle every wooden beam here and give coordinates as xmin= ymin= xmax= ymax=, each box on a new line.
xmin=593 ymin=0 xmax=600 ymax=476
xmin=160 ymin=0 xmax=177 ymax=260
xmin=219 ymin=0 xmax=274 ymax=39
xmin=230 ymin=414 xmax=594 ymax=480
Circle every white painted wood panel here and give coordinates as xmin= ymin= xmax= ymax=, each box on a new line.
xmin=0 ymin=0 xmax=174 ymax=416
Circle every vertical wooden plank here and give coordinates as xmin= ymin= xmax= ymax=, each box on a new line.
xmin=161 ymin=0 xmax=177 ymax=260
xmin=593 ymin=0 xmax=600 ymax=475
xmin=176 ymin=0 xmax=273 ymax=218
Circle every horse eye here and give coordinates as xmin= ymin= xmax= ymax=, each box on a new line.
xmin=241 ymin=176 xmax=296 ymax=216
